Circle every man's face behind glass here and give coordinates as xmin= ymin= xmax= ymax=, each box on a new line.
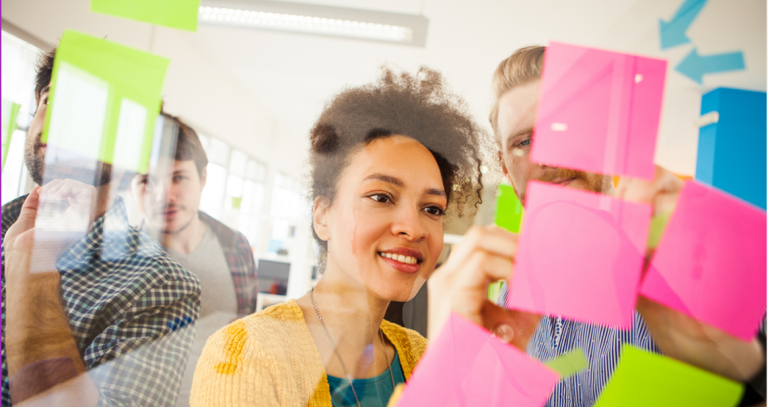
xmin=496 ymin=79 xmax=609 ymax=203
xmin=25 ymin=87 xmax=112 ymax=187
xmin=132 ymin=159 xmax=206 ymax=234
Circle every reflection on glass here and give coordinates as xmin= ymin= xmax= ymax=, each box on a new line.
xmin=129 ymin=114 xmax=259 ymax=407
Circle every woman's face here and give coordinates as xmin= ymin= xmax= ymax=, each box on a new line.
xmin=316 ymin=135 xmax=446 ymax=302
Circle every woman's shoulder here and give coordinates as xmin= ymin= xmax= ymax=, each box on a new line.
xmin=202 ymin=300 xmax=309 ymax=357
xmin=192 ymin=300 xmax=321 ymax=406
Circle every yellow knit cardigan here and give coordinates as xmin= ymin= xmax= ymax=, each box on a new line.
xmin=190 ymin=299 xmax=427 ymax=406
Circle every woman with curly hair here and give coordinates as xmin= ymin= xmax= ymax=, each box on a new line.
xmin=191 ymin=67 xmax=531 ymax=407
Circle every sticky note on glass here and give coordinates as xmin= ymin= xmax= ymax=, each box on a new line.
xmin=544 ymin=348 xmax=588 ymax=378
xmin=640 ymin=181 xmax=766 ymax=341
xmin=398 ymin=312 xmax=559 ymax=407
xmin=532 ymin=42 xmax=666 ymax=180
xmin=594 ymin=345 xmax=743 ymax=406
xmin=495 ymin=184 xmax=524 ymax=233
xmin=91 ymin=0 xmax=199 ymax=32
xmin=2 ymin=99 xmax=21 ymax=170
xmin=646 ymin=209 xmax=672 ymax=249
xmin=506 ymin=181 xmax=652 ymax=329
xmin=43 ymin=30 xmax=169 ymax=174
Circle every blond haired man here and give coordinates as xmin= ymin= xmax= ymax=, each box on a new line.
xmin=491 ymin=46 xmax=765 ymax=406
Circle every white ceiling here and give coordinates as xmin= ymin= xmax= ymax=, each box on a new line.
xmin=3 ymin=0 xmax=765 ymax=178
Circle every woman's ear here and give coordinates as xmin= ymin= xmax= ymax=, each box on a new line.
xmin=313 ymin=196 xmax=331 ymax=241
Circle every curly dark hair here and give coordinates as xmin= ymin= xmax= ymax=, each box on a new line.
xmin=308 ymin=66 xmax=494 ymax=264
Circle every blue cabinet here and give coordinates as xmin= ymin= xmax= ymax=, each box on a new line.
xmin=695 ymin=87 xmax=766 ymax=209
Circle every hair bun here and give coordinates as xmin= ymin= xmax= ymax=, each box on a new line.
xmin=310 ymin=123 xmax=339 ymax=154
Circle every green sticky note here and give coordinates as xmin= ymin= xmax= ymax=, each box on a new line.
xmin=495 ymin=184 xmax=524 ymax=233
xmin=545 ymin=348 xmax=588 ymax=378
xmin=43 ymin=30 xmax=169 ymax=174
xmin=594 ymin=345 xmax=743 ymax=407
xmin=91 ymin=0 xmax=199 ymax=32
xmin=2 ymin=99 xmax=21 ymax=171
xmin=487 ymin=281 xmax=504 ymax=302
xmin=647 ymin=210 xmax=672 ymax=249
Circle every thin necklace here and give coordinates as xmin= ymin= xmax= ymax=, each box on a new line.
xmin=310 ymin=287 xmax=395 ymax=407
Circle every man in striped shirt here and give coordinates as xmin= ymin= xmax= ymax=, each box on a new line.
xmin=489 ymin=46 xmax=765 ymax=406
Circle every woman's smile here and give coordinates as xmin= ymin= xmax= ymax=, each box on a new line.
xmin=377 ymin=248 xmax=424 ymax=274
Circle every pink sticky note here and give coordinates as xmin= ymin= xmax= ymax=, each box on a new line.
xmin=506 ymin=181 xmax=652 ymax=329
xmin=397 ymin=312 xmax=559 ymax=407
xmin=640 ymin=181 xmax=767 ymax=341
xmin=531 ymin=42 xmax=667 ymax=180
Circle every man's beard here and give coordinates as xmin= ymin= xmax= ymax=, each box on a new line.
xmin=160 ymin=211 xmax=195 ymax=235
xmin=25 ymin=137 xmax=113 ymax=187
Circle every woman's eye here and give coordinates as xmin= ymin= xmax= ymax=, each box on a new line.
xmin=369 ymin=194 xmax=391 ymax=203
xmin=424 ymin=206 xmax=444 ymax=216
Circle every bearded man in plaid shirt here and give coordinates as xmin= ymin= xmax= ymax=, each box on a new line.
xmin=2 ymin=48 xmax=201 ymax=406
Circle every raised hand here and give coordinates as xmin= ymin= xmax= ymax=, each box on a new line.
xmin=427 ymin=225 xmax=541 ymax=350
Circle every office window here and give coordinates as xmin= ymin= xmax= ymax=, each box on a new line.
xmin=2 ymin=31 xmax=41 ymax=204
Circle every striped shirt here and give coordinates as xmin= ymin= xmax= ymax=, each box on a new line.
xmin=497 ymin=282 xmax=659 ymax=407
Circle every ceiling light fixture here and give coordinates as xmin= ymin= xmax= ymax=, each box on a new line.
xmin=198 ymin=0 xmax=428 ymax=46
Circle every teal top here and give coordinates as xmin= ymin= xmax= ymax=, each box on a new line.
xmin=327 ymin=350 xmax=406 ymax=407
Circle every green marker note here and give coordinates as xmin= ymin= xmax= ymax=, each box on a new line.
xmin=545 ymin=348 xmax=588 ymax=378
xmin=43 ymin=30 xmax=169 ymax=174
xmin=495 ymin=184 xmax=524 ymax=233
xmin=594 ymin=345 xmax=743 ymax=407
xmin=2 ymin=100 xmax=21 ymax=171
xmin=647 ymin=210 xmax=672 ymax=249
xmin=91 ymin=0 xmax=199 ymax=32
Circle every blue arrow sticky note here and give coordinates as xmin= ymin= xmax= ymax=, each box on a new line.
xmin=659 ymin=0 xmax=707 ymax=50
xmin=675 ymin=48 xmax=745 ymax=84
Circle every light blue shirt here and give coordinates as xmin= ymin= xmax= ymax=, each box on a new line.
xmin=498 ymin=283 xmax=659 ymax=406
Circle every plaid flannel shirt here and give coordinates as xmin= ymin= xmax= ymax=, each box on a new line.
xmin=2 ymin=194 xmax=201 ymax=406
xmin=198 ymin=211 xmax=258 ymax=316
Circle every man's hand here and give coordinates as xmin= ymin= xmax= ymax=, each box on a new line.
xmin=615 ymin=165 xmax=683 ymax=217
xmin=617 ymin=166 xmax=765 ymax=381
xmin=427 ymin=225 xmax=540 ymax=350
xmin=3 ymin=186 xmax=93 ymax=404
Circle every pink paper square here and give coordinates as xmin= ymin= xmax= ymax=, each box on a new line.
xmin=640 ymin=181 xmax=767 ymax=341
xmin=397 ymin=312 xmax=559 ymax=407
xmin=531 ymin=42 xmax=667 ymax=180
xmin=506 ymin=181 xmax=652 ymax=329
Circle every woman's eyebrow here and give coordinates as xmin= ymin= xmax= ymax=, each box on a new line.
xmin=363 ymin=173 xmax=404 ymax=187
xmin=426 ymin=188 xmax=447 ymax=198
xmin=364 ymin=173 xmax=445 ymax=198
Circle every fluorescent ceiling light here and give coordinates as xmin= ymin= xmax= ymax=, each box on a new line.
xmin=198 ymin=0 xmax=428 ymax=46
